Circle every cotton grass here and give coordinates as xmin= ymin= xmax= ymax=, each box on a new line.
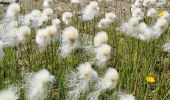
xmin=0 ymin=86 xmax=19 ymax=100
xmin=6 ymin=3 xmax=20 ymax=19
xmin=118 ymin=94 xmax=135 ymax=100
xmin=60 ymin=26 xmax=79 ymax=57
xmin=67 ymin=62 xmax=98 ymax=100
xmin=95 ymin=44 xmax=111 ymax=66
xmin=82 ymin=1 xmax=100 ymax=21
xmin=94 ymin=31 xmax=108 ymax=47
xmin=88 ymin=68 xmax=119 ymax=100
xmin=26 ymin=69 xmax=55 ymax=100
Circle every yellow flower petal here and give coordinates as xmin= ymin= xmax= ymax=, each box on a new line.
xmin=158 ymin=11 xmax=164 ymax=17
xmin=146 ymin=76 xmax=155 ymax=83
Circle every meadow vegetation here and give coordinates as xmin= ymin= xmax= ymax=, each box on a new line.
xmin=0 ymin=0 xmax=170 ymax=100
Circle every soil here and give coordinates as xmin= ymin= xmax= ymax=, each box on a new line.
xmin=0 ymin=0 xmax=170 ymax=19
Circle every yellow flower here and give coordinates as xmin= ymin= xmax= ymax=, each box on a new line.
xmin=146 ymin=76 xmax=155 ymax=83
xmin=158 ymin=11 xmax=164 ymax=17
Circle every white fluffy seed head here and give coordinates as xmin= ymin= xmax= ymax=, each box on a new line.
xmin=43 ymin=0 xmax=53 ymax=8
xmin=101 ymin=68 xmax=119 ymax=90
xmin=89 ymin=1 xmax=99 ymax=9
xmin=0 ymin=41 xmax=3 ymax=48
xmin=128 ymin=17 xmax=139 ymax=27
xmin=52 ymin=18 xmax=61 ymax=26
xmin=132 ymin=8 xmax=144 ymax=19
xmin=0 ymin=41 xmax=4 ymax=58
xmin=62 ymin=12 xmax=73 ymax=19
xmin=38 ymin=15 xmax=49 ymax=26
xmin=25 ymin=10 xmax=42 ymax=27
xmin=119 ymin=94 xmax=135 ymax=100
xmin=7 ymin=3 xmax=20 ymax=17
xmin=161 ymin=11 xmax=170 ymax=21
xmin=0 ymin=87 xmax=18 ymax=100
xmin=78 ymin=63 xmax=93 ymax=78
xmin=150 ymin=0 xmax=156 ymax=5
xmin=71 ymin=0 xmax=83 ymax=4
xmin=78 ymin=62 xmax=98 ymax=81
xmin=163 ymin=41 xmax=170 ymax=53
xmin=134 ymin=0 xmax=143 ymax=7
xmin=156 ymin=0 xmax=167 ymax=7
xmin=153 ymin=18 xmax=169 ymax=32
xmin=36 ymin=29 xmax=50 ymax=47
xmin=143 ymin=0 xmax=156 ymax=7
xmin=82 ymin=1 xmax=99 ymax=21
xmin=30 ymin=10 xmax=42 ymax=21
xmin=147 ymin=8 xmax=157 ymax=18
xmin=3 ymin=29 xmax=18 ymax=47
xmin=27 ymin=69 xmax=54 ymax=100
xmin=33 ymin=69 xmax=54 ymax=84
xmin=37 ymin=29 xmax=48 ymax=39
xmin=105 ymin=12 xmax=116 ymax=23
xmin=43 ymin=1 xmax=49 ymax=8
xmin=104 ymin=68 xmax=119 ymax=82
xmin=131 ymin=4 xmax=137 ymax=12
xmin=94 ymin=31 xmax=108 ymax=46
xmin=138 ymin=24 xmax=153 ymax=40
xmin=98 ymin=18 xmax=109 ymax=29
xmin=42 ymin=8 xmax=53 ymax=17
xmin=62 ymin=12 xmax=73 ymax=25
xmin=143 ymin=0 xmax=151 ymax=7
xmin=10 ymin=21 xmax=19 ymax=28
xmin=95 ymin=44 xmax=111 ymax=66
xmin=25 ymin=14 xmax=33 ymax=26
xmin=17 ymin=26 xmax=31 ymax=42
xmin=137 ymin=22 xmax=148 ymax=34
xmin=62 ymin=26 xmax=79 ymax=43
xmin=136 ymin=22 xmax=152 ymax=40
xmin=46 ymin=26 xmax=58 ymax=37
xmin=31 ymin=10 xmax=41 ymax=17
xmin=96 ymin=44 xmax=111 ymax=56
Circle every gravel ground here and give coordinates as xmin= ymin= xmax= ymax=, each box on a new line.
xmin=0 ymin=0 xmax=170 ymax=19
